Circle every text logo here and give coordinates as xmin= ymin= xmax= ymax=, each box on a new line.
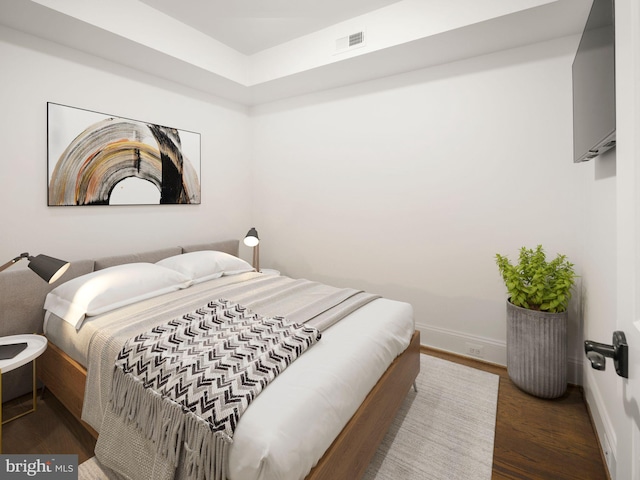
xmin=0 ymin=455 xmax=78 ymax=479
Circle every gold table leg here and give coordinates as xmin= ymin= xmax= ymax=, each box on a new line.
xmin=0 ymin=361 xmax=38 ymax=454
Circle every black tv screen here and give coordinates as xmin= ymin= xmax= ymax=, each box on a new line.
xmin=572 ymin=0 xmax=616 ymax=163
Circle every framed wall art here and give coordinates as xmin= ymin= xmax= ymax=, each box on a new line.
xmin=47 ymin=102 xmax=201 ymax=206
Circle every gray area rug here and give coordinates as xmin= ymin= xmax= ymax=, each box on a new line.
xmin=363 ymin=355 xmax=499 ymax=480
xmin=79 ymin=354 xmax=499 ymax=480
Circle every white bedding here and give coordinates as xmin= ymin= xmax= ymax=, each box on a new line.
xmin=44 ymin=277 xmax=414 ymax=480
xmin=228 ymin=297 xmax=413 ymax=480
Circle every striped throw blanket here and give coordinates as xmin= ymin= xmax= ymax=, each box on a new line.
xmin=108 ymin=298 xmax=321 ymax=480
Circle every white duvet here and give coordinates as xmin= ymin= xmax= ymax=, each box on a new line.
xmin=46 ymin=289 xmax=414 ymax=480
xmin=227 ymin=298 xmax=414 ymax=480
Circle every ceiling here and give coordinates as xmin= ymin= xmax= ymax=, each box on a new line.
xmin=138 ymin=0 xmax=404 ymax=54
xmin=0 ymin=0 xmax=591 ymax=105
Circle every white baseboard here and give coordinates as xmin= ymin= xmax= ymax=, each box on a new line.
xmin=582 ymin=367 xmax=617 ymax=478
xmin=416 ymin=322 xmax=507 ymax=365
xmin=416 ymin=322 xmax=582 ymax=385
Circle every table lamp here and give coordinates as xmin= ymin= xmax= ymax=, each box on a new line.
xmin=0 ymin=252 xmax=70 ymax=359
xmin=244 ymin=228 xmax=260 ymax=273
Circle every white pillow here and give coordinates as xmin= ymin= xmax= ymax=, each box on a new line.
xmin=44 ymin=263 xmax=193 ymax=330
xmin=156 ymin=250 xmax=253 ymax=284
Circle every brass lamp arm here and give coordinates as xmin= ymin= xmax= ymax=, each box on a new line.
xmin=0 ymin=253 xmax=30 ymax=273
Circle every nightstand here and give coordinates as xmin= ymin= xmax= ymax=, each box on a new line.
xmin=0 ymin=334 xmax=48 ymax=453
xmin=260 ymin=269 xmax=280 ymax=276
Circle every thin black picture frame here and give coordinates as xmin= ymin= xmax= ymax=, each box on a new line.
xmin=47 ymin=102 xmax=201 ymax=206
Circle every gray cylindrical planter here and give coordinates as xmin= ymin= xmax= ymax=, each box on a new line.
xmin=506 ymin=301 xmax=567 ymax=399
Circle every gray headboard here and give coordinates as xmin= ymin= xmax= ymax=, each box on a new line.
xmin=0 ymin=239 xmax=239 ymax=401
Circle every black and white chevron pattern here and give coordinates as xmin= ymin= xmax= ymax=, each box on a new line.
xmin=114 ymin=298 xmax=321 ymax=440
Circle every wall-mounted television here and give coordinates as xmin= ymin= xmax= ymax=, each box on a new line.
xmin=572 ymin=0 xmax=616 ymax=163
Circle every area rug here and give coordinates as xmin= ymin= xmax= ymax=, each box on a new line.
xmin=363 ymin=355 xmax=499 ymax=480
xmin=79 ymin=354 xmax=499 ymax=480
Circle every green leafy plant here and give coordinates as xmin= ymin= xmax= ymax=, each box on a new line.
xmin=495 ymin=245 xmax=576 ymax=313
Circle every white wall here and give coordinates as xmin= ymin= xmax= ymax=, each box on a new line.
xmin=0 ymin=25 xmax=253 ymax=265
xmin=250 ymin=35 xmax=586 ymax=372
xmin=579 ymin=149 xmax=618 ymax=475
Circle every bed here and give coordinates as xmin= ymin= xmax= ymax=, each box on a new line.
xmin=2 ymin=239 xmax=420 ymax=480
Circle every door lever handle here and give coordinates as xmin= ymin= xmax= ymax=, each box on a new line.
xmin=585 ymin=351 xmax=606 ymax=371
xmin=584 ymin=331 xmax=628 ymax=378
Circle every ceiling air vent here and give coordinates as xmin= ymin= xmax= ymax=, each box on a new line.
xmin=349 ymin=31 xmax=364 ymax=47
xmin=335 ymin=30 xmax=366 ymax=54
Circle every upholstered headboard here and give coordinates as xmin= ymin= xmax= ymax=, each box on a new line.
xmin=0 ymin=239 xmax=239 ymax=401
xmin=93 ymin=240 xmax=239 ymax=270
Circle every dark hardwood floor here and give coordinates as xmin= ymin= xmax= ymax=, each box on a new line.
xmin=3 ymin=351 xmax=608 ymax=479
xmin=2 ymin=387 xmax=95 ymax=462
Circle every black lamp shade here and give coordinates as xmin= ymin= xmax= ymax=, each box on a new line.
xmin=28 ymin=254 xmax=70 ymax=283
xmin=244 ymin=228 xmax=260 ymax=247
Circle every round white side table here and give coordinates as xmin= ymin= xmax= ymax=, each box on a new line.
xmin=0 ymin=334 xmax=48 ymax=453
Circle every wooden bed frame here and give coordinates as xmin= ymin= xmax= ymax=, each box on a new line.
xmin=37 ymin=330 xmax=420 ymax=480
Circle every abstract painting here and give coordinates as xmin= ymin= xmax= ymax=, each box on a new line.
xmin=47 ymin=103 xmax=201 ymax=206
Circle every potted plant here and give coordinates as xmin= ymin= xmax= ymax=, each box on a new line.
xmin=495 ymin=245 xmax=577 ymax=398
